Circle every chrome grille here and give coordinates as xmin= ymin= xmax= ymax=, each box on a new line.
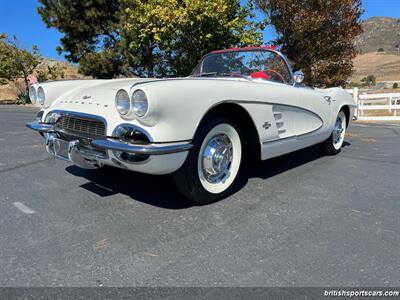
xmin=56 ymin=115 xmax=106 ymax=138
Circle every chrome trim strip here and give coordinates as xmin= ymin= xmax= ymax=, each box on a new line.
xmin=261 ymin=123 xmax=324 ymax=144
xmin=193 ymin=99 xmax=324 ymax=141
xmin=92 ymin=139 xmax=193 ymax=155
xmin=226 ymin=100 xmax=324 ymax=124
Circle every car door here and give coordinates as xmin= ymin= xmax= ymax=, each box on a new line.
xmin=248 ymin=50 xmax=333 ymax=159
xmin=293 ymin=86 xmax=334 ymax=146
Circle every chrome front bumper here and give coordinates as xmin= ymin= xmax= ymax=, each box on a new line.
xmin=26 ymin=121 xmax=193 ymax=170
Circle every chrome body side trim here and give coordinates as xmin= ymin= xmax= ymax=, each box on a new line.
xmin=261 ymin=123 xmax=324 ymax=144
xmin=226 ymin=100 xmax=325 ymax=125
xmin=192 ymin=99 xmax=325 ymax=142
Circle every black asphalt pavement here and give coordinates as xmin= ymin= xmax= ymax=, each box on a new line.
xmin=0 ymin=105 xmax=399 ymax=287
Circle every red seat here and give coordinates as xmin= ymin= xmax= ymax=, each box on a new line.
xmin=250 ymin=71 xmax=270 ymax=80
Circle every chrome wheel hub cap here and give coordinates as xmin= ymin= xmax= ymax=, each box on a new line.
xmin=333 ymin=117 xmax=344 ymax=145
xmin=202 ymin=134 xmax=233 ymax=184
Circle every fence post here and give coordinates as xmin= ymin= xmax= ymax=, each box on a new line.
xmin=389 ymin=96 xmax=392 ymax=113
xmin=353 ymin=87 xmax=359 ymax=117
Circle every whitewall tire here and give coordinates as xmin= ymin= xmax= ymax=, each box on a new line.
xmin=320 ymin=110 xmax=347 ymax=155
xmin=173 ymin=115 xmax=243 ymax=204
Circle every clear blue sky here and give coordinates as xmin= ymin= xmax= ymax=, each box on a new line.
xmin=0 ymin=0 xmax=399 ymax=61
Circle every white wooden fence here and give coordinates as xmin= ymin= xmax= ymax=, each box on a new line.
xmin=346 ymin=88 xmax=400 ymax=121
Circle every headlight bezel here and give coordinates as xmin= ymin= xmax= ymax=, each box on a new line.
xmin=131 ymin=89 xmax=149 ymax=118
xmin=44 ymin=112 xmax=61 ymax=124
xmin=37 ymin=87 xmax=46 ymax=105
xmin=115 ymin=89 xmax=131 ymax=116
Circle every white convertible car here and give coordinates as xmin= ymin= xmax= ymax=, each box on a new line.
xmin=27 ymin=46 xmax=355 ymax=204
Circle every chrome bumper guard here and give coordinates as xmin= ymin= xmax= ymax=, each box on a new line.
xmin=26 ymin=121 xmax=56 ymax=133
xmin=26 ymin=121 xmax=193 ymax=168
xmin=91 ymin=139 xmax=193 ymax=155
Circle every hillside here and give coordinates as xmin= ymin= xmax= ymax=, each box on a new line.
xmin=355 ymin=17 xmax=400 ymax=54
xmin=351 ymin=52 xmax=400 ymax=82
xmin=0 ymin=58 xmax=85 ymax=102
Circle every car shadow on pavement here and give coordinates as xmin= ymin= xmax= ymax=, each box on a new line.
xmin=66 ymin=142 xmax=350 ymax=209
xmin=244 ymin=145 xmax=324 ymax=180
xmin=66 ymin=165 xmax=195 ymax=209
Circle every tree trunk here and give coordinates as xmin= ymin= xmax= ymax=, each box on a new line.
xmin=146 ymin=47 xmax=154 ymax=78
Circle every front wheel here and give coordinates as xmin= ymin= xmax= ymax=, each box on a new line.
xmin=173 ymin=116 xmax=242 ymax=204
xmin=320 ymin=110 xmax=347 ymax=155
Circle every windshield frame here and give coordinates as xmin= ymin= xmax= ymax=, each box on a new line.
xmin=191 ymin=48 xmax=294 ymax=85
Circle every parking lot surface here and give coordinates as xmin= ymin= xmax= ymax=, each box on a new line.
xmin=0 ymin=105 xmax=399 ymax=287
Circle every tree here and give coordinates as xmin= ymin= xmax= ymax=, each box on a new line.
xmin=0 ymin=34 xmax=40 ymax=94
xmin=38 ymin=0 xmax=264 ymax=78
xmin=256 ymin=0 xmax=364 ymax=87
xmin=393 ymin=82 xmax=398 ymax=89
xmin=0 ymin=34 xmax=64 ymax=103
xmin=121 ymin=0 xmax=264 ymax=77
xmin=360 ymin=74 xmax=376 ymax=86
xmin=36 ymin=64 xmax=64 ymax=82
xmin=38 ymin=0 xmax=123 ymax=78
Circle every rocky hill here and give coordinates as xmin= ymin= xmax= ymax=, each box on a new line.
xmin=0 ymin=58 xmax=85 ymax=102
xmin=355 ymin=17 xmax=400 ymax=54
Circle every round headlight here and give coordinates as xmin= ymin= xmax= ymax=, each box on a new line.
xmin=37 ymin=87 xmax=45 ymax=105
xmin=132 ymin=90 xmax=148 ymax=117
xmin=115 ymin=89 xmax=130 ymax=115
xmin=29 ymin=86 xmax=37 ymax=104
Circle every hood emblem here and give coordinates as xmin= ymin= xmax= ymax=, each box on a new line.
xmin=83 ymin=95 xmax=91 ymax=100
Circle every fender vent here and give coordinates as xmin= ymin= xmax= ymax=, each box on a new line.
xmin=273 ymin=112 xmax=287 ymax=137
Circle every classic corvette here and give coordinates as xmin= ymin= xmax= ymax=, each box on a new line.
xmin=27 ymin=46 xmax=356 ymax=204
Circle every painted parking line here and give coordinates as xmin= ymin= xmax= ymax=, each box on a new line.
xmin=13 ymin=202 xmax=36 ymax=214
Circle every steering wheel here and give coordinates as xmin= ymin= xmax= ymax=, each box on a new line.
xmin=250 ymin=69 xmax=286 ymax=83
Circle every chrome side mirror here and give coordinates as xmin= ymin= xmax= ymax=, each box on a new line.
xmin=293 ymin=70 xmax=305 ymax=84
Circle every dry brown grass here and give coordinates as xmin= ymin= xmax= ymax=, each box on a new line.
xmin=351 ymin=52 xmax=400 ymax=82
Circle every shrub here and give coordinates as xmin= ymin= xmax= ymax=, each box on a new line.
xmin=15 ymin=90 xmax=30 ymax=105
xmin=393 ymin=82 xmax=399 ymax=89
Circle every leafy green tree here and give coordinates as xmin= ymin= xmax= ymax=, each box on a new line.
xmin=38 ymin=0 xmax=123 ymax=78
xmin=38 ymin=0 xmax=264 ymax=78
xmin=121 ymin=0 xmax=264 ymax=77
xmin=36 ymin=64 xmax=64 ymax=82
xmin=0 ymin=34 xmax=40 ymax=95
xmin=360 ymin=75 xmax=376 ymax=86
xmin=0 ymin=34 xmax=64 ymax=103
xmin=256 ymin=0 xmax=364 ymax=87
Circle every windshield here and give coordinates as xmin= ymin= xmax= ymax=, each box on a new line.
xmin=191 ymin=50 xmax=292 ymax=84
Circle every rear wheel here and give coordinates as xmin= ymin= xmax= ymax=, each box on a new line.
xmin=320 ymin=110 xmax=347 ymax=155
xmin=173 ymin=115 xmax=242 ymax=204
